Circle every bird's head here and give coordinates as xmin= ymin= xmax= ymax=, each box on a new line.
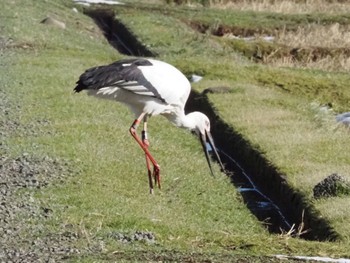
xmin=189 ymin=111 xmax=211 ymax=137
xmin=187 ymin=112 xmax=225 ymax=176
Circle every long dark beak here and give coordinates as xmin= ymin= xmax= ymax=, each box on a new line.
xmin=200 ymin=131 xmax=225 ymax=176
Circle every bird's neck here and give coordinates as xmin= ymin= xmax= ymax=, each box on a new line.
xmin=165 ymin=110 xmax=197 ymax=131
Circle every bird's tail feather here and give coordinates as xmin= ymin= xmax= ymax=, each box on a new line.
xmin=74 ymin=66 xmax=102 ymax=93
xmin=74 ymin=83 xmax=85 ymax=93
xmin=74 ymin=64 xmax=116 ymax=93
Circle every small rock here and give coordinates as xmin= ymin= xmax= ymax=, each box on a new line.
xmin=202 ymin=86 xmax=232 ymax=95
xmin=190 ymin=74 xmax=203 ymax=83
xmin=336 ymin=112 xmax=350 ymax=127
xmin=40 ymin=17 xmax=66 ymax=29
xmin=108 ymin=231 xmax=156 ymax=244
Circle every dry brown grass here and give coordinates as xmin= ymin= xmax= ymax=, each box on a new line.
xmin=276 ymin=23 xmax=350 ymax=49
xmin=220 ymin=22 xmax=350 ymax=72
xmin=207 ymin=0 xmax=350 ymax=14
xmin=269 ymin=23 xmax=350 ymax=72
xmin=183 ymin=1 xmax=350 ymax=72
xmin=267 ymin=53 xmax=350 ymax=72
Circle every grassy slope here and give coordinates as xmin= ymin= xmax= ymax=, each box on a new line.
xmin=0 ymin=0 xmax=272 ymax=259
xmin=1 ymin=0 xmax=350 ymax=261
xmin=116 ymin=0 xmax=350 ymax=247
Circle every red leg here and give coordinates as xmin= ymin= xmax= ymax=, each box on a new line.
xmin=129 ymin=113 xmax=161 ymax=193
xmin=142 ymin=117 xmax=154 ymax=194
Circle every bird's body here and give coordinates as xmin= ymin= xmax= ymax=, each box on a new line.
xmin=76 ymin=58 xmax=189 ymax=120
xmin=75 ymin=58 xmax=224 ymax=193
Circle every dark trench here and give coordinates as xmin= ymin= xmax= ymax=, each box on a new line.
xmin=84 ymin=8 xmax=339 ymax=241
xmin=85 ymin=9 xmax=157 ymax=57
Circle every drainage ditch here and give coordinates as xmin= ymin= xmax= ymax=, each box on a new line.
xmin=188 ymin=21 xmax=350 ymax=65
xmin=83 ymin=8 xmax=339 ymax=241
xmin=186 ymin=91 xmax=339 ymax=241
xmin=85 ymin=9 xmax=157 ymax=57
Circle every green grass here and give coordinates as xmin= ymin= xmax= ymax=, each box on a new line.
xmin=101 ymin=0 xmax=350 ymax=247
xmin=2 ymin=0 xmax=350 ymax=261
xmin=124 ymin=2 xmax=350 ymax=30
xmin=116 ymin=4 xmax=350 ymax=111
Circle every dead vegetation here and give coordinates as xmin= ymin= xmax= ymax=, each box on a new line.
xmin=272 ymin=23 xmax=350 ymax=71
xmin=276 ymin=23 xmax=350 ymax=49
xmin=188 ymin=20 xmax=350 ymax=72
xmin=173 ymin=0 xmax=350 ymax=71
xmin=200 ymin=0 xmax=350 ymax=14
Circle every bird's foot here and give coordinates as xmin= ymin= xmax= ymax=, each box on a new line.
xmin=147 ymin=168 xmax=154 ymax=194
xmin=153 ymin=165 xmax=161 ymax=189
xmin=147 ymin=164 xmax=160 ymax=194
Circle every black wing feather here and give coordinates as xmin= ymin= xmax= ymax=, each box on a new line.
xmin=74 ymin=58 xmax=166 ymax=103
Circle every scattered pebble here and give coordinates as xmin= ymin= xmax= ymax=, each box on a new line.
xmin=0 ymin=154 xmax=82 ymax=262
xmin=108 ymin=231 xmax=156 ymax=244
xmin=0 ymin=88 xmax=87 ymax=262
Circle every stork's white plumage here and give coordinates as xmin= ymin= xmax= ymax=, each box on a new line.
xmin=74 ymin=58 xmax=224 ymax=193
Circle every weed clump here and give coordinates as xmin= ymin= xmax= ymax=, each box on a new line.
xmin=313 ymin=173 xmax=350 ymax=199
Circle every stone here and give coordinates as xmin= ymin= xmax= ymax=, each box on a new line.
xmin=40 ymin=17 xmax=66 ymax=29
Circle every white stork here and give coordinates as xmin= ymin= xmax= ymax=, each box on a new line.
xmin=74 ymin=58 xmax=225 ymax=193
